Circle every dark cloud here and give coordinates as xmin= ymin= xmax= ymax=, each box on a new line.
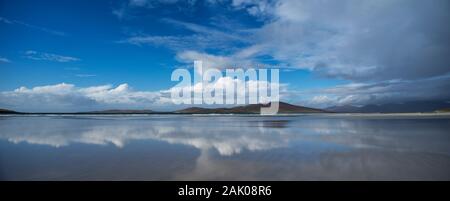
xmin=120 ymin=0 xmax=450 ymax=107
xmin=300 ymin=74 xmax=450 ymax=108
xmin=247 ymin=0 xmax=450 ymax=81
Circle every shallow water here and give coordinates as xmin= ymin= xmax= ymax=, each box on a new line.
xmin=0 ymin=114 xmax=449 ymax=180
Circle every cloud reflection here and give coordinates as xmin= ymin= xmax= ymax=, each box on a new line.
xmin=1 ymin=115 xmax=450 ymax=156
xmin=1 ymin=115 xmax=450 ymax=180
xmin=0 ymin=116 xmax=298 ymax=156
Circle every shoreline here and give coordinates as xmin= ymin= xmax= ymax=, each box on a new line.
xmin=1 ymin=112 xmax=450 ymax=118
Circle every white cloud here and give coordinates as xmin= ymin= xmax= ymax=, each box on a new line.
xmin=0 ymin=57 xmax=11 ymax=63
xmin=129 ymin=0 xmax=181 ymax=7
xmin=75 ymin=74 xmax=96 ymax=78
xmin=112 ymin=6 xmax=127 ymax=19
xmin=0 ymin=116 xmax=294 ymax=155
xmin=166 ymin=76 xmax=286 ymax=104
xmin=0 ymin=77 xmax=287 ymax=112
xmin=113 ymin=0 xmax=450 ymax=107
xmin=175 ymin=44 xmax=271 ymax=70
xmin=112 ymin=0 xmax=197 ymax=19
xmin=121 ymin=35 xmax=207 ymax=50
xmin=0 ymin=17 xmax=13 ymax=24
xmin=310 ymin=95 xmax=332 ymax=106
xmin=162 ymin=18 xmax=244 ymax=42
xmin=119 ymin=0 xmax=450 ymax=82
xmin=120 ymin=18 xmax=249 ymax=53
xmin=24 ymin=50 xmax=80 ymax=62
xmin=176 ymin=50 xmax=253 ymax=70
xmin=239 ymin=0 xmax=450 ymax=81
xmin=231 ymin=0 xmax=274 ymax=18
xmin=129 ymin=0 xmax=150 ymax=7
xmin=0 ymin=83 xmax=161 ymax=112
xmin=2 ymin=77 xmax=446 ymax=111
xmin=0 ymin=16 xmax=66 ymax=36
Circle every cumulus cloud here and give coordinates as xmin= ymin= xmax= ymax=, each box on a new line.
xmin=230 ymin=0 xmax=275 ymax=18
xmin=0 ymin=83 xmax=161 ymax=112
xmin=167 ymin=75 xmax=286 ymax=104
xmin=24 ymin=50 xmax=80 ymax=62
xmin=0 ymin=75 xmax=287 ymax=112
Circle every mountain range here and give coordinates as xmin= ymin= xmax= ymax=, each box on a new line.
xmin=326 ymin=100 xmax=450 ymax=113
xmin=175 ymin=102 xmax=325 ymax=114
xmin=0 ymin=109 xmax=20 ymax=114
xmin=0 ymin=102 xmax=324 ymax=114
xmin=2 ymin=100 xmax=450 ymax=114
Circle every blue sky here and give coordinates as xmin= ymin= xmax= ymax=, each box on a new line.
xmin=0 ymin=0 xmax=449 ymax=112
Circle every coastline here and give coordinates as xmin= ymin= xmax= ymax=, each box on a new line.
xmin=2 ymin=112 xmax=450 ymax=118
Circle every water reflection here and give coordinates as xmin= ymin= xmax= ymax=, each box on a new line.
xmin=0 ymin=115 xmax=449 ymax=180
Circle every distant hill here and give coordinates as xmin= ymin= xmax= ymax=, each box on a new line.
xmin=0 ymin=109 xmax=20 ymax=114
xmin=3 ymin=100 xmax=450 ymax=114
xmin=325 ymin=105 xmax=361 ymax=113
xmin=176 ymin=102 xmax=326 ymax=114
xmin=0 ymin=103 xmax=325 ymax=115
xmin=326 ymin=101 xmax=450 ymax=113
xmin=435 ymin=108 xmax=450 ymax=113
xmin=81 ymin=109 xmax=154 ymax=114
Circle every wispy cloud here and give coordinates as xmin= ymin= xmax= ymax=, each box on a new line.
xmin=64 ymin=67 xmax=80 ymax=71
xmin=112 ymin=0 xmax=196 ymax=20
xmin=128 ymin=0 xmax=183 ymax=8
xmin=120 ymin=17 xmax=250 ymax=52
xmin=0 ymin=57 xmax=11 ymax=63
xmin=161 ymin=18 xmax=245 ymax=42
xmin=119 ymin=17 xmax=258 ymax=70
xmin=0 ymin=16 xmax=66 ymax=36
xmin=112 ymin=6 xmax=127 ymax=20
xmin=75 ymin=74 xmax=96 ymax=78
xmin=24 ymin=50 xmax=80 ymax=63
